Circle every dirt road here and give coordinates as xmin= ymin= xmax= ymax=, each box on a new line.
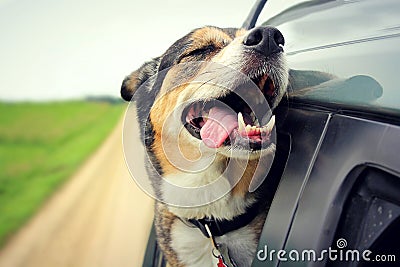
xmin=0 ymin=117 xmax=154 ymax=267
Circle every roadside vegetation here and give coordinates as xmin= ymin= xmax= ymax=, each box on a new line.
xmin=0 ymin=100 xmax=124 ymax=246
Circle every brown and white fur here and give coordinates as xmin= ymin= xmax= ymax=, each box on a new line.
xmin=121 ymin=26 xmax=289 ymax=267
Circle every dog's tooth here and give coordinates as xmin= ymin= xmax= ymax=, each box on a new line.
xmin=245 ymin=124 xmax=252 ymax=133
xmin=250 ymin=112 xmax=256 ymax=123
xmin=238 ymin=112 xmax=245 ymax=132
xmin=265 ymin=115 xmax=275 ymax=132
xmin=261 ymin=112 xmax=272 ymax=126
xmin=250 ymin=126 xmax=256 ymax=135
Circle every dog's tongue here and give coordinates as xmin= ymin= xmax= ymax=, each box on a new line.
xmin=200 ymin=106 xmax=238 ymax=148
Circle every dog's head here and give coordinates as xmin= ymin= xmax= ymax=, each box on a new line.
xmin=121 ymin=26 xmax=288 ymax=200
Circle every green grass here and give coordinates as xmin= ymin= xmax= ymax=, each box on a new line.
xmin=0 ymin=100 xmax=125 ymax=247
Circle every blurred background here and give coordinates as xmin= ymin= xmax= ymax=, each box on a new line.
xmin=0 ymin=0 xmax=257 ymax=266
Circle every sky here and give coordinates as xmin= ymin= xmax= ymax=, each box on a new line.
xmin=0 ymin=0 xmax=259 ymax=101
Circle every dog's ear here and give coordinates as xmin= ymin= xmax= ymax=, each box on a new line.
xmin=121 ymin=57 xmax=160 ymax=101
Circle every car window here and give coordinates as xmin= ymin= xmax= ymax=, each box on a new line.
xmin=257 ymin=0 xmax=400 ymax=114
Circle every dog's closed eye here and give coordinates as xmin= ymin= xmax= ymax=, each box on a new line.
xmin=178 ymin=44 xmax=217 ymax=62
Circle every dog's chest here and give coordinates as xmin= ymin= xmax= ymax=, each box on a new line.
xmin=170 ymin=219 xmax=258 ymax=267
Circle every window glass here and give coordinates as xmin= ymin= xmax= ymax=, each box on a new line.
xmin=258 ymin=0 xmax=400 ymax=113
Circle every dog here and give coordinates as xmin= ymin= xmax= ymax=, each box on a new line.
xmin=121 ymin=26 xmax=289 ymax=267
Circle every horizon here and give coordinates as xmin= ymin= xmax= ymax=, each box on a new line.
xmin=0 ymin=0 xmax=261 ymax=101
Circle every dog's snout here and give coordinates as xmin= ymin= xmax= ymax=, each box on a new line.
xmin=243 ymin=27 xmax=284 ymax=56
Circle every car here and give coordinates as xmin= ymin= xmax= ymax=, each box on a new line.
xmin=143 ymin=0 xmax=400 ymax=266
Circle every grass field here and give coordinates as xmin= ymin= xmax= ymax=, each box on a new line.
xmin=0 ymin=100 xmax=125 ymax=247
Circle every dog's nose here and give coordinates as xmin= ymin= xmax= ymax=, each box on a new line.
xmin=243 ymin=26 xmax=284 ymax=56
